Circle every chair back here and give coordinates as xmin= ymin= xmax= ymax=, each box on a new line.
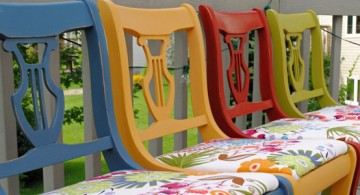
xmin=199 ymin=5 xmax=287 ymax=138
xmin=0 ymin=0 xmax=141 ymax=189
xmin=99 ymin=0 xmax=227 ymax=171
xmin=267 ymin=9 xmax=338 ymax=118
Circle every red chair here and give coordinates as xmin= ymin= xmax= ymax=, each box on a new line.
xmin=199 ymin=5 xmax=287 ymax=138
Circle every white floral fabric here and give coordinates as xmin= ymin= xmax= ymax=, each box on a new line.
xmin=244 ymin=105 xmax=360 ymax=142
xmin=156 ymin=138 xmax=348 ymax=180
xmin=44 ymin=170 xmax=279 ymax=195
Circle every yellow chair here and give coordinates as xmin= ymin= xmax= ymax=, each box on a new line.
xmin=99 ymin=1 xmax=357 ymax=194
xmin=266 ymin=9 xmax=339 ymax=118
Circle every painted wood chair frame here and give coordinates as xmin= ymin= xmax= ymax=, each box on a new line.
xmin=99 ymin=1 xmax=358 ymax=194
xmin=199 ymin=5 xmax=360 ymax=194
xmin=266 ymin=10 xmax=360 ymax=194
xmin=199 ymin=4 xmax=288 ymax=138
xmin=0 ymin=0 xmax=142 ymax=180
xmin=266 ymin=9 xmax=338 ymax=118
xmin=0 ymin=1 xmax=286 ymax=194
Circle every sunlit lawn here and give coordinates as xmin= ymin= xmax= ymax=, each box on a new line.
xmin=23 ymin=84 xmax=198 ymax=194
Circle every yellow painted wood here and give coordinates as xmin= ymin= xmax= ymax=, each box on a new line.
xmin=292 ymin=89 xmax=324 ymax=103
xmin=272 ymin=146 xmax=356 ymax=195
xmin=139 ymin=35 xmax=175 ymax=121
xmin=267 ymin=9 xmax=338 ymax=118
xmin=138 ymin=116 xmax=207 ymax=141
xmin=99 ymin=2 xmax=357 ymax=193
xmin=98 ymin=0 xmax=227 ymax=172
xmin=286 ymin=33 xmax=305 ymax=92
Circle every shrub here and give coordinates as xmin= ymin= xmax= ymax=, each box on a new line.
xmin=339 ymin=55 xmax=360 ymax=104
xmin=133 ymin=74 xmax=144 ymax=90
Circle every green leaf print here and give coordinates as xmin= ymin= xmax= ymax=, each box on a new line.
xmin=157 ymin=149 xmax=218 ymax=168
xmin=327 ymin=126 xmax=360 ymax=142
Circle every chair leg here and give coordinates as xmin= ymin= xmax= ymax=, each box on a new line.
xmin=329 ymin=146 xmax=357 ymax=195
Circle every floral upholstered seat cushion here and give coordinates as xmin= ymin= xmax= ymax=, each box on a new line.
xmin=245 ymin=105 xmax=360 ymax=142
xmin=306 ymin=105 xmax=360 ymax=121
xmin=156 ymin=139 xmax=348 ymax=180
xmin=43 ymin=170 xmax=279 ymax=195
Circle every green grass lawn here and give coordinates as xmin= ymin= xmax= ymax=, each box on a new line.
xmin=22 ymin=85 xmax=198 ymax=194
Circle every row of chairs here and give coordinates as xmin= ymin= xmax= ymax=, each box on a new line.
xmin=0 ymin=0 xmax=359 ymax=194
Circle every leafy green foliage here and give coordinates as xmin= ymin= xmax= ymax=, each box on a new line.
xmin=338 ymin=55 xmax=359 ymax=104
xmin=63 ymin=106 xmax=84 ymax=125
xmin=307 ymin=54 xmax=331 ymax=112
xmin=60 ymin=46 xmax=82 ymax=89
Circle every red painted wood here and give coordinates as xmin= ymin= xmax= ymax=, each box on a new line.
xmin=199 ymin=5 xmax=287 ymax=138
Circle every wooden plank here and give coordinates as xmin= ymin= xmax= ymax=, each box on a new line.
xmin=112 ymin=0 xmax=277 ymax=12
xmin=298 ymin=30 xmax=310 ymax=112
xmin=0 ymin=41 xmax=19 ymax=195
xmin=174 ymin=32 xmax=188 ymax=150
xmin=251 ymin=32 xmax=263 ymax=127
xmin=82 ymin=34 xmax=101 ymax=179
xmin=329 ymin=16 xmax=343 ymax=101
xmin=4 ymin=0 xmax=360 ymax=15
xmin=235 ymin=33 xmax=249 ymax=130
xmin=126 ymin=34 xmax=134 ymax=94
xmin=42 ymin=38 xmax=64 ymax=192
xmin=279 ymin=0 xmax=360 ymax=15
xmin=148 ymin=40 xmax=163 ymax=156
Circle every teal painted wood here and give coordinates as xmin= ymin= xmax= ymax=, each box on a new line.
xmin=82 ymin=0 xmax=143 ymax=171
xmin=0 ymin=137 xmax=113 ymax=179
xmin=0 ymin=2 xmax=93 ymax=37
xmin=0 ymin=0 xmax=143 ymax=193
xmin=5 ymin=37 xmax=64 ymax=147
xmin=274 ymin=176 xmax=293 ymax=195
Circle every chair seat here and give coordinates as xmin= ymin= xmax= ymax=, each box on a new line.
xmin=245 ymin=105 xmax=360 ymax=142
xmin=156 ymin=139 xmax=348 ymax=180
xmin=43 ymin=170 xmax=279 ymax=195
xmin=306 ymin=105 xmax=360 ymax=121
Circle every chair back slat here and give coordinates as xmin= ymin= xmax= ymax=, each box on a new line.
xmin=199 ymin=5 xmax=287 ymax=138
xmin=7 ymin=37 xmax=64 ymax=147
xmin=267 ymin=9 xmax=338 ymax=118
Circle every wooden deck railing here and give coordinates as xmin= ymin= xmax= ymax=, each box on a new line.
xmin=1 ymin=0 xmax=360 ymax=194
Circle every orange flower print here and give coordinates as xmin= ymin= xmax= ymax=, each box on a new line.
xmin=210 ymin=190 xmax=230 ymax=195
xmin=237 ymin=159 xmax=292 ymax=175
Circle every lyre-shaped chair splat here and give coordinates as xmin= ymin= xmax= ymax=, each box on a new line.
xmin=138 ymin=35 xmax=175 ymax=121
xmin=225 ymin=34 xmax=250 ymax=104
xmin=286 ymin=33 xmax=305 ymax=92
xmin=4 ymin=38 xmax=64 ymax=147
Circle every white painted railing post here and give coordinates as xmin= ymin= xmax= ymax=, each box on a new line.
xmin=148 ymin=40 xmax=163 ymax=156
xmin=299 ymin=30 xmax=310 ymax=112
xmin=82 ymin=34 xmax=102 ymax=179
xmin=251 ymin=32 xmax=263 ymax=127
xmin=42 ymin=39 xmax=65 ymax=192
xmin=174 ymin=32 xmax=188 ymax=150
xmin=329 ymin=16 xmax=343 ymax=101
xmin=344 ymin=76 xmax=359 ymax=106
xmin=352 ymin=77 xmax=359 ymax=105
xmin=0 ymin=41 xmax=19 ymax=195
xmin=232 ymin=34 xmax=249 ymax=130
